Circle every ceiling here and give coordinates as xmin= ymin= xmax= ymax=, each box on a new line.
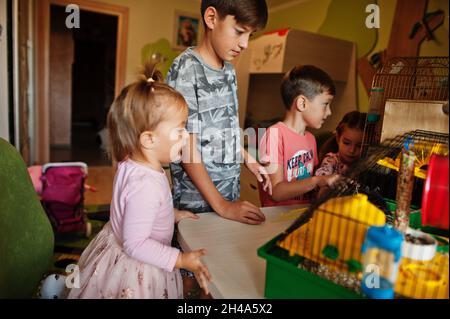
xmin=191 ymin=0 xmax=312 ymax=11
xmin=266 ymin=0 xmax=294 ymax=8
xmin=266 ymin=0 xmax=312 ymax=10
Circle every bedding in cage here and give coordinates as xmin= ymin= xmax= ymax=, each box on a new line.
xmin=358 ymin=130 xmax=448 ymax=223
xmin=258 ymin=131 xmax=449 ymax=299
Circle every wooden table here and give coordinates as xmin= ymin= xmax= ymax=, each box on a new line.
xmin=177 ymin=205 xmax=307 ymax=299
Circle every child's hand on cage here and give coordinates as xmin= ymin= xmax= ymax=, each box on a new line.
xmin=177 ymin=249 xmax=212 ymax=295
xmin=316 ymin=174 xmax=341 ymax=188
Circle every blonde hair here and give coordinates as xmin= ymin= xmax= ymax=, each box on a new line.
xmin=107 ymin=61 xmax=187 ymax=162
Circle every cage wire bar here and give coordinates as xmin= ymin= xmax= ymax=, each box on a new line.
xmin=362 ymin=56 xmax=449 ymax=153
xmin=275 ymin=130 xmax=449 ymax=299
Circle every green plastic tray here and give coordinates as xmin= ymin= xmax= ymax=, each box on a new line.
xmin=257 ymin=201 xmax=448 ymax=299
xmin=257 ymin=235 xmax=362 ymax=299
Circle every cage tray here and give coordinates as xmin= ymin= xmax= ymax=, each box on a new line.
xmin=257 ymin=234 xmax=362 ymax=299
xmin=257 ymin=206 xmax=448 ymax=299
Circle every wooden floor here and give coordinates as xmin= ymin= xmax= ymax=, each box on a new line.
xmin=85 ymin=166 xmax=115 ymax=206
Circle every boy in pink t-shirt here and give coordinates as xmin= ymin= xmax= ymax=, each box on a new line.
xmin=259 ymin=65 xmax=340 ymax=207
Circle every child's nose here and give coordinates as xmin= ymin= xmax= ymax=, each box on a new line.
xmin=325 ymin=105 xmax=331 ymax=117
xmin=239 ymin=35 xmax=249 ymax=50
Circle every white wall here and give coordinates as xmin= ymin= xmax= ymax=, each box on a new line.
xmin=100 ymin=0 xmax=200 ymax=84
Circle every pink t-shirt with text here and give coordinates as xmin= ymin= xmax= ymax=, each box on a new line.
xmin=259 ymin=122 xmax=318 ymax=207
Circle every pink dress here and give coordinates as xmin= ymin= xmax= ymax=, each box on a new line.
xmin=67 ymin=159 xmax=183 ymax=299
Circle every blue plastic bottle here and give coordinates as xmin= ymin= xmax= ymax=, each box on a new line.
xmin=367 ymin=87 xmax=384 ymax=123
xmin=361 ymin=225 xmax=403 ymax=299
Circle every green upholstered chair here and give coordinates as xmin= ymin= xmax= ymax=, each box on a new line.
xmin=0 ymin=138 xmax=54 ymax=298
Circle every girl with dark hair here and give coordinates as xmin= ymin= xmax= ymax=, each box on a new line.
xmin=316 ymin=111 xmax=367 ymax=177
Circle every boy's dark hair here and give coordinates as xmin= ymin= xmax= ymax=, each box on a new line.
xmin=280 ymin=65 xmax=336 ymax=109
xmin=201 ymin=0 xmax=268 ymax=30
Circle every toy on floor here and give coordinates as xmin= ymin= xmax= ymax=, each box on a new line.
xmin=39 ymin=274 xmax=67 ymax=299
xmin=40 ymin=162 xmax=92 ymax=237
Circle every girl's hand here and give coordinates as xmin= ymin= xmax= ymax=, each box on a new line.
xmin=177 ymin=249 xmax=212 ymax=295
xmin=316 ymin=175 xmax=342 ymax=199
xmin=327 ymin=174 xmax=341 ymax=188
xmin=316 ymin=174 xmax=341 ymax=188
xmin=246 ymin=161 xmax=272 ymax=196
xmin=174 ymin=209 xmax=199 ymax=224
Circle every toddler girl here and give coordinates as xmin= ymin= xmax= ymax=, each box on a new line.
xmin=67 ymin=62 xmax=211 ymax=299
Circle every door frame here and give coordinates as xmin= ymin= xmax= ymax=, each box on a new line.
xmin=35 ymin=0 xmax=128 ymax=163
xmin=0 ymin=0 xmax=9 ymax=142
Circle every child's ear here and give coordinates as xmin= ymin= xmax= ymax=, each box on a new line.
xmin=140 ymin=131 xmax=156 ymax=150
xmin=204 ymin=6 xmax=218 ymax=30
xmin=295 ymin=96 xmax=306 ymax=112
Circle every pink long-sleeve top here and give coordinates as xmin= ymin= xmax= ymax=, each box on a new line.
xmin=110 ymin=159 xmax=180 ymax=272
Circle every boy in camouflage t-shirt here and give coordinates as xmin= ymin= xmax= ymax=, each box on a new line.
xmin=166 ymin=0 xmax=271 ymax=224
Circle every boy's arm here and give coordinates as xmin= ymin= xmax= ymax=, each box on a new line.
xmin=267 ymin=162 xmax=337 ymax=202
xmin=241 ymin=146 xmax=272 ymax=195
xmin=182 ymin=133 xmax=265 ymax=224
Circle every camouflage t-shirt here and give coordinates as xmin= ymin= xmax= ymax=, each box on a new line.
xmin=166 ymin=47 xmax=241 ymax=213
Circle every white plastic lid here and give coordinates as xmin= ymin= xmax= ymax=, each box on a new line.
xmin=401 ymin=228 xmax=437 ymax=261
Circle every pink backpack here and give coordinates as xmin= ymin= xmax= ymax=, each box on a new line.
xmin=40 ymin=162 xmax=90 ymax=234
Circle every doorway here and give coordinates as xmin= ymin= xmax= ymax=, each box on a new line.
xmin=35 ymin=0 xmax=128 ymax=165
xmin=49 ymin=5 xmax=117 ymax=166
